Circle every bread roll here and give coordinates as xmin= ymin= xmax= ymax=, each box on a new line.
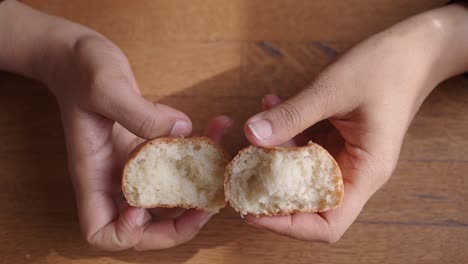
xmin=225 ymin=142 xmax=343 ymax=216
xmin=122 ymin=137 xmax=228 ymax=213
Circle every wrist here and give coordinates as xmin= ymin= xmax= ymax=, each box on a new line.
xmin=0 ymin=1 xmax=96 ymax=92
xmin=36 ymin=25 xmax=99 ymax=95
xmin=424 ymin=4 xmax=468 ymax=81
xmin=406 ymin=4 xmax=468 ymax=85
xmin=368 ymin=4 xmax=468 ymax=100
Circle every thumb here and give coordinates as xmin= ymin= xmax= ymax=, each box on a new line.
xmin=245 ymin=83 xmax=353 ymax=146
xmin=96 ymin=89 xmax=192 ymax=139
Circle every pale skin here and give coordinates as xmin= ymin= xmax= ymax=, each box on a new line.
xmin=1 ymin=0 xmax=467 ymax=250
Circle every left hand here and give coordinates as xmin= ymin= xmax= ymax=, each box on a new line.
xmin=50 ymin=36 xmax=234 ymax=251
xmin=39 ymin=18 xmax=234 ymax=252
xmin=0 ymin=0 xmax=235 ymax=251
xmin=72 ymin=113 xmax=232 ymax=251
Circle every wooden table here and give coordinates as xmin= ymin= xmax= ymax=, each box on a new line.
xmin=1 ymin=1 xmax=467 ymax=263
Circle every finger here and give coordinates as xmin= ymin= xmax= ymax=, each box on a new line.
xmin=134 ymin=209 xmax=213 ymax=251
xmin=111 ymin=122 xmax=146 ymax=167
xmin=262 ymin=94 xmax=309 ymax=147
xmin=245 ymin=213 xmax=330 ymax=242
xmin=262 ymin=94 xmax=296 ymax=147
xmin=245 ymin=171 xmax=371 ymax=243
xmin=97 ymin=90 xmax=192 ymax=139
xmin=75 ymin=35 xmax=192 ymax=139
xmin=262 ymin=94 xmax=342 ymax=149
xmin=84 ymin=200 xmax=149 ymax=251
xmin=262 ymin=94 xmax=282 ymax=110
xmin=203 ymin=115 xmax=233 ymax=143
xmin=74 ymin=35 xmax=192 ymax=139
xmin=115 ymin=189 xmax=185 ymax=221
xmin=63 ymin=110 xmax=152 ymax=251
xmin=78 ymin=175 xmax=151 ymax=251
xmin=245 ymin=78 xmax=359 ymax=147
xmin=149 ymin=208 xmax=186 ymax=220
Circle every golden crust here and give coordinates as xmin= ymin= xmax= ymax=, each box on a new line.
xmin=122 ymin=136 xmax=229 ymax=212
xmin=224 ymin=142 xmax=344 ymax=216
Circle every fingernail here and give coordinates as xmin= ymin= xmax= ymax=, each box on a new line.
xmin=248 ymin=119 xmax=272 ymax=140
xmin=170 ymin=120 xmax=191 ymax=136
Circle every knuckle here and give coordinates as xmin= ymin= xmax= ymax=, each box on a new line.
xmin=273 ymin=102 xmax=302 ymax=132
xmin=74 ymin=34 xmax=109 ymax=54
xmin=87 ymin=69 xmax=132 ymax=99
xmin=367 ymin=155 xmax=396 ymax=191
xmin=349 ymin=146 xmax=396 ymax=193
xmin=114 ymin=218 xmax=140 ymax=248
xmin=85 ymin=234 xmax=105 ymax=251
xmin=85 ymin=235 xmax=97 ymax=247
xmin=133 ymin=244 xmax=147 ymax=252
xmin=173 ymin=225 xmax=201 ymax=246
xmin=380 ymin=159 xmax=397 ymax=181
xmin=326 ymin=227 xmax=342 ymax=244
xmin=327 ymin=231 xmax=341 ymax=244
xmin=73 ymin=35 xmax=135 ymax=110
xmin=178 ymin=228 xmax=199 ymax=244
xmin=177 ymin=234 xmax=197 ymax=246
xmin=136 ymin=113 xmax=159 ymax=139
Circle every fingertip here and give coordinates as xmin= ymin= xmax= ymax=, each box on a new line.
xmin=149 ymin=208 xmax=186 ymax=220
xmin=244 ymin=214 xmax=284 ymax=231
xmin=204 ymin=115 xmax=234 ymax=142
xmin=169 ymin=119 xmax=192 ymax=137
xmin=213 ymin=115 xmax=234 ymax=129
xmin=185 ymin=208 xmax=213 ymax=219
xmin=244 ymin=120 xmax=263 ymax=146
xmin=192 ymin=208 xmax=216 ymax=221
xmin=156 ymin=104 xmax=193 ymax=137
xmin=244 ymin=214 xmax=261 ymax=225
xmin=152 ymin=103 xmax=193 ymax=128
xmin=262 ymin=94 xmax=282 ymax=110
xmin=244 ymin=116 xmax=276 ymax=147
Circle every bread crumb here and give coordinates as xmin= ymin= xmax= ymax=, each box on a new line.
xmin=225 ymin=143 xmax=343 ymax=216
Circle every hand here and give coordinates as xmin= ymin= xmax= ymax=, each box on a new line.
xmin=1 ymin=0 xmax=234 ymax=251
xmin=0 ymin=1 xmax=235 ymax=251
xmin=242 ymin=6 xmax=468 ymax=243
xmin=43 ymin=23 xmax=233 ymax=251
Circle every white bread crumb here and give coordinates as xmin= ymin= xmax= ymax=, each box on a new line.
xmin=122 ymin=137 xmax=228 ymax=213
xmin=225 ymin=142 xmax=343 ymax=216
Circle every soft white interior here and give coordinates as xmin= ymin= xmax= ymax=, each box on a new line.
xmin=229 ymin=146 xmax=341 ymax=215
xmin=124 ymin=140 xmax=226 ymax=212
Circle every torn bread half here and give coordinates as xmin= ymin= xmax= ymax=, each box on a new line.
xmin=225 ymin=142 xmax=343 ymax=216
xmin=122 ymin=137 xmax=228 ymax=213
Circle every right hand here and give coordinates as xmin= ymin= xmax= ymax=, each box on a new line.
xmin=242 ymin=5 xmax=466 ymax=243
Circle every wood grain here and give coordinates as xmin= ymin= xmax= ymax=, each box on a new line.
xmin=1 ymin=0 xmax=467 ymax=263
